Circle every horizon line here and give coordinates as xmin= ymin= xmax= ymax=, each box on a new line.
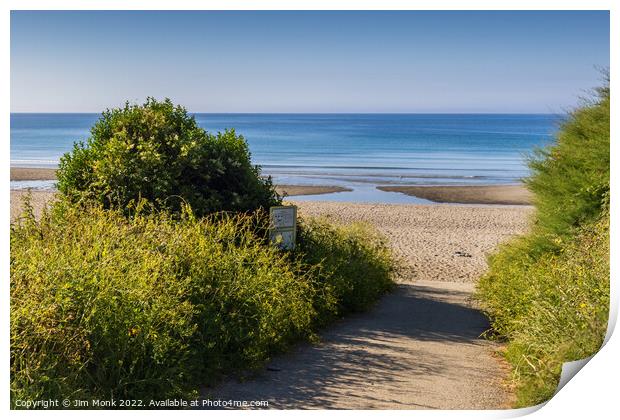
xmin=10 ymin=111 xmax=567 ymax=115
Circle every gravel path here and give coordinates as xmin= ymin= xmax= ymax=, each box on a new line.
xmin=205 ymin=201 xmax=533 ymax=409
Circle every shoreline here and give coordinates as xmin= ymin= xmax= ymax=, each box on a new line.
xmin=10 ymin=167 xmax=533 ymax=205
xmin=9 ymin=167 xmax=350 ymax=197
xmin=277 ymin=184 xmax=352 ymax=197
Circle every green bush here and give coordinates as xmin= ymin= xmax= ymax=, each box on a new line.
xmin=11 ymin=199 xmax=313 ymax=403
xmin=478 ymin=213 xmax=609 ymax=406
xmin=57 ymin=98 xmax=280 ymax=217
xmin=477 ymin=80 xmax=610 ymax=407
xmin=11 ymin=198 xmax=395 ymax=406
xmin=296 ymin=218 xmax=396 ymax=323
xmin=526 ymin=83 xmax=610 ymax=251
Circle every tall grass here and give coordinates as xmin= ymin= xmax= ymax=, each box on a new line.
xmin=476 ymin=81 xmax=610 ymax=407
xmin=11 ymin=198 xmax=395 ymax=405
xmin=297 ymin=217 xmax=396 ymax=324
xmin=526 ymin=82 xmax=610 ymax=252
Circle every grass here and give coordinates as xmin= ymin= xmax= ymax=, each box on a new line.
xmin=476 ymin=80 xmax=610 ymax=407
xmin=478 ymin=212 xmax=609 ymax=406
xmin=297 ymin=217 xmax=396 ymax=323
xmin=10 ymin=198 xmax=395 ymax=406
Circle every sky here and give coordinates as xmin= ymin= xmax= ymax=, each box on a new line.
xmin=10 ymin=10 xmax=610 ymax=113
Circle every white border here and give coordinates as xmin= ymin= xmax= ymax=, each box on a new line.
xmin=0 ymin=0 xmax=616 ymax=11
xmin=2 ymin=2 xmax=616 ymax=420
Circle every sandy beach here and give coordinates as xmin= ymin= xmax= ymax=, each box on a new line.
xmin=276 ymin=184 xmax=352 ymax=197
xmin=10 ymin=9 xmax=608 ymax=411
xmin=11 ymin=190 xmax=56 ymax=222
xmin=293 ymin=201 xmax=532 ymax=283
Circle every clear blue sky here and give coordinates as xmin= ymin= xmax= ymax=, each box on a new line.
xmin=11 ymin=10 xmax=609 ymax=113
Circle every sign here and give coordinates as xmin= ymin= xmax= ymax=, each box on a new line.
xmin=269 ymin=206 xmax=297 ymax=250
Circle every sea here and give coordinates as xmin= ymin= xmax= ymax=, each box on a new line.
xmin=10 ymin=113 xmax=563 ymax=203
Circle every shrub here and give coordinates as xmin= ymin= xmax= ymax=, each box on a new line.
xmin=11 ymin=199 xmax=313 ymax=404
xmin=478 ymin=212 xmax=609 ymax=406
xmin=526 ymin=82 xmax=610 ymax=251
xmin=477 ymin=80 xmax=610 ymax=407
xmin=56 ymin=98 xmax=280 ymax=217
xmin=296 ymin=218 xmax=395 ymax=324
xmin=11 ymin=198 xmax=395 ymax=405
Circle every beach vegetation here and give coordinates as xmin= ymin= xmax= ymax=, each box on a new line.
xmin=10 ymin=197 xmax=395 ymax=405
xmin=526 ymin=79 xmax=610 ymax=252
xmin=56 ymin=98 xmax=280 ymax=217
xmin=297 ymin=217 xmax=396 ymax=323
xmin=477 ymin=78 xmax=610 ymax=407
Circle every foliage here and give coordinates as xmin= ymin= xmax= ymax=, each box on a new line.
xmin=526 ymin=81 xmax=610 ymax=252
xmin=477 ymin=80 xmax=610 ymax=407
xmin=56 ymin=98 xmax=280 ymax=217
xmin=479 ymin=213 xmax=609 ymax=406
xmin=296 ymin=218 xmax=396 ymax=324
xmin=11 ymin=198 xmax=394 ymax=406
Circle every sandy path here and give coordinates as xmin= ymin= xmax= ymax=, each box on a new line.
xmin=205 ymin=201 xmax=532 ymax=409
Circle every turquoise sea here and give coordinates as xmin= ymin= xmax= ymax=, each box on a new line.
xmin=10 ymin=113 xmax=562 ymax=203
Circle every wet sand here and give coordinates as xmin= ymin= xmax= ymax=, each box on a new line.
xmin=11 ymin=167 xmax=58 ymax=181
xmin=276 ymin=185 xmax=351 ymax=197
xmin=377 ymin=184 xmax=533 ymax=205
